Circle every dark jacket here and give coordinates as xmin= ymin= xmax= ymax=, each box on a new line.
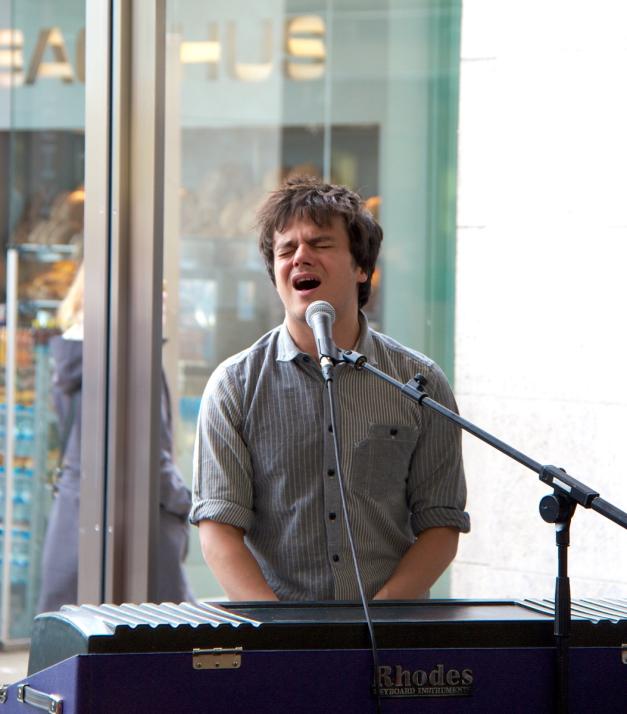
xmin=38 ymin=335 xmax=193 ymax=612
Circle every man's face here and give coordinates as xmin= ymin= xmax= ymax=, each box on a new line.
xmin=273 ymin=216 xmax=367 ymax=327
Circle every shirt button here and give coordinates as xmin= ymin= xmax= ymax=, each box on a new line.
xmin=303 ymin=355 xmax=311 ymax=363
xmin=328 ymin=424 xmax=333 ymax=432
xmin=327 ymin=468 xmax=335 ymax=476
xmin=329 ymin=512 xmax=336 ymax=520
xmin=332 ymin=554 xmax=339 ymax=562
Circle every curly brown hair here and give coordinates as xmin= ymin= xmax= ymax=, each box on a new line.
xmin=257 ymin=176 xmax=383 ymax=309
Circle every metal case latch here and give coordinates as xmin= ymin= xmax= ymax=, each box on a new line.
xmin=193 ymin=646 xmax=243 ymax=670
xmin=17 ymin=684 xmax=63 ymax=713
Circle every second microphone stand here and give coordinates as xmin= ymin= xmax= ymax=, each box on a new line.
xmin=337 ymin=348 xmax=627 ymax=714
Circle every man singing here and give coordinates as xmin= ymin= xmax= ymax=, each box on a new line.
xmin=191 ymin=176 xmax=470 ymax=601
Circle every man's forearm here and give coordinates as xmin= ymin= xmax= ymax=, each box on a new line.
xmin=199 ymin=520 xmax=278 ymax=601
xmin=373 ymin=527 xmax=459 ymax=600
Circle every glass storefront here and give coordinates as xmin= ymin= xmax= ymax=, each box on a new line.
xmin=0 ymin=0 xmax=462 ymax=618
xmin=0 ymin=0 xmax=84 ymax=642
xmin=163 ymin=0 xmax=461 ymax=598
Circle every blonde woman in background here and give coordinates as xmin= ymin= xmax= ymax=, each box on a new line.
xmin=37 ymin=265 xmax=193 ymax=611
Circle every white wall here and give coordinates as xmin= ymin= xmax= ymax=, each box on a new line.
xmin=453 ymin=0 xmax=627 ymax=599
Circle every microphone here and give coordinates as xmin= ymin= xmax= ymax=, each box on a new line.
xmin=305 ymin=300 xmax=339 ymax=379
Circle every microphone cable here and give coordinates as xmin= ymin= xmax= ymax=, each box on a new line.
xmin=325 ymin=369 xmax=383 ymax=714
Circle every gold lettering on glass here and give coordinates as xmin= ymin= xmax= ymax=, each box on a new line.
xmin=179 ymin=23 xmax=220 ymax=80
xmin=227 ymin=19 xmax=273 ymax=82
xmin=75 ymin=28 xmax=85 ymax=84
xmin=0 ymin=29 xmax=25 ymax=88
xmin=285 ymin=15 xmax=325 ymax=81
xmin=26 ymin=28 xmax=74 ymax=84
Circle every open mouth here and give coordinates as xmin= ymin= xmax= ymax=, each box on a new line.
xmin=293 ymin=275 xmax=321 ymax=291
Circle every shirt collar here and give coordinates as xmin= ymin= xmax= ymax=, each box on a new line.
xmin=276 ymin=311 xmax=378 ymax=366
xmin=355 ymin=311 xmax=378 ymax=366
xmin=276 ymin=322 xmax=302 ymax=362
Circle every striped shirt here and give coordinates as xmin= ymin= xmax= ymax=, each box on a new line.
xmin=191 ymin=314 xmax=470 ymax=600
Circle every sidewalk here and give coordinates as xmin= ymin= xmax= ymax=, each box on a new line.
xmin=0 ymin=649 xmax=28 ymax=684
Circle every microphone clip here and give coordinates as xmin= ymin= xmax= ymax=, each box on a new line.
xmin=320 ymin=355 xmax=336 ymax=383
xmin=339 ymin=349 xmax=367 ymax=370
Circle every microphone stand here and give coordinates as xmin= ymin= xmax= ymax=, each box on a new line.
xmin=338 ymin=348 xmax=627 ymax=714
xmin=320 ymin=356 xmax=382 ymax=713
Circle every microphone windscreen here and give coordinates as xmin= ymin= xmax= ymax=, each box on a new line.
xmin=305 ymin=300 xmax=336 ymax=328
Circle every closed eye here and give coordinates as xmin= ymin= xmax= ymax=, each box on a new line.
xmin=275 ymin=236 xmax=336 ymax=257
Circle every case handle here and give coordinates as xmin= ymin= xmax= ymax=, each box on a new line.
xmin=17 ymin=684 xmax=63 ymax=714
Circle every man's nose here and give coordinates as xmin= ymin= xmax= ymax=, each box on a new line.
xmin=293 ymin=242 xmax=313 ymax=265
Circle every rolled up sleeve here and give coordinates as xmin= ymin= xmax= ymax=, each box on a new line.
xmin=407 ymin=363 xmax=471 ymax=536
xmin=190 ymin=365 xmax=255 ymax=533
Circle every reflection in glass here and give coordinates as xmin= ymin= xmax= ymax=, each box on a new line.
xmin=165 ymin=0 xmax=460 ymax=598
xmin=0 ymin=0 xmax=85 ymax=642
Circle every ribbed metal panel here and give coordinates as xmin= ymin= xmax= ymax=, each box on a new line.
xmin=518 ymin=598 xmax=627 ymax=624
xmin=59 ymin=601 xmax=261 ymax=632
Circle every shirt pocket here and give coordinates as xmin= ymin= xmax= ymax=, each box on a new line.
xmin=351 ymin=423 xmax=419 ymax=500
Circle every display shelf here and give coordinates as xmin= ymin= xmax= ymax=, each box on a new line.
xmin=19 ymin=300 xmax=62 ymax=314
xmin=7 ymin=244 xmax=79 ymax=262
xmin=0 ymin=332 xmax=57 ymax=642
xmin=1 ymin=247 xmax=69 ymax=644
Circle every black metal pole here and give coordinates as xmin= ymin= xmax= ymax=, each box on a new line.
xmin=555 ymin=521 xmax=571 ymax=714
xmin=539 ymin=492 xmax=576 ymax=713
